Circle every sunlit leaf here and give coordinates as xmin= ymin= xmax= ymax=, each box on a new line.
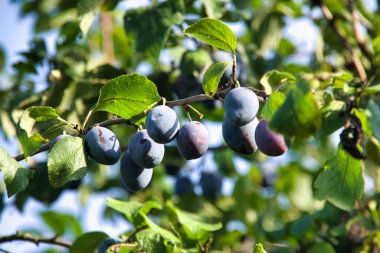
xmin=202 ymin=61 xmax=230 ymax=97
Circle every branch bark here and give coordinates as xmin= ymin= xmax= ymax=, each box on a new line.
xmin=0 ymin=232 xmax=71 ymax=248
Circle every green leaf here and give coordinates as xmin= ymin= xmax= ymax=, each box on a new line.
xmin=167 ymin=202 xmax=222 ymax=240
xmin=260 ymin=70 xmax=295 ymax=94
xmin=202 ymin=61 xmax=230 ymax=97
xmin=95 ymin=74 xmax=161 ymax=121
xmin=261 ymin=91 xmax=285 ymax=120
xmin=77 ymin=0 xmax=104 ymax=15
xmin=69 ymin=232 xmax=108 ymax=253
xmin=330 ymin=72 xmax=353 ymax=88
xmin=269 ymin=83 xmax=321 ymax=138
xmin=106 ymin=198 xmax=161 ymax=226
xmin=0 ymin=46 xmax=5 ymax=71
xmin=0 ymin=147 xmax=34 ymax=197
xmin=315 ymin=101 xmax=345 ymax=139
xmin=362 ymin=84 xmax=380 ymax=95
xmin=184 ymin=18 xmax=237 ymax=53
xmin=368 ymin=100 xmax=380 ymax=140
xmin=367 ymin=137 xmax=380 ymax=166
xmin=253 ymin=243 xmax=268 ymax=253
xmin=353 ymin=108 xmax=371 ymax=137
xmin=314 ymin=146 xmax=364 ymax=211
xmin=136 ymin=229 xmax=167 ymax=253
xmin=308 ymin=242 xmax=336 ymax=253
xmin=202 ymin=0 xmax=226 ymax=19
xmin=124 ymin=0 xmax=184 ymax=58
xmin=142 ymin=214 xmax=180 ymax=244
xmin=48 ymin=136 xmax=87 ymax=188
xmin=17 ymin=106 xmax=59 ymax=158
xmin=79 ymin=12 xmax=96 ymax=37
xmin=40 ymin=211 xmax=82 ymax=236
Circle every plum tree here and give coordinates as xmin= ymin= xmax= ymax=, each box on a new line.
xmin=174 ymin=175 xmax=194 ymax=196
xmin=84 ymin=126 xmax=121 ymax=165
xmin=224 ymin=87 xmax=259 ymax=126
xmin=97 ymin=238 xmax=119 ymax=253
xmin=146 ymin=105 xmax=180 ymax=143
xmin=222 ymin=117 xmax=259 ymax=154
xmin=255 ymin=119 xmax=287 ymax=156
xmin=48 ymin=134 xmax=68 ymax=151
xmin=120 ymin=150 xmax=153 ymax=192
xmin=128 ymin=129 xmax=165 ymax=168
xmin=200 ymin=170 xmax=223 ymax=200
xmin=176 ymin=121 xmax=209 ymax=160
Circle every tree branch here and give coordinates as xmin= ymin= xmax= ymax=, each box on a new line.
xmin=319 ymin=2 xmax=367 ymax=82
xmin=348 ymin=0 xmax=373 ymax=67
xmin=0 ymin=232 xmax=71 ymax=248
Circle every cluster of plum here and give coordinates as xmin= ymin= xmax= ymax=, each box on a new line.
xmin=49 ymin=86 xmax=287 ymax=194
xmin=222 ymin=87 xmax=287 ymax=156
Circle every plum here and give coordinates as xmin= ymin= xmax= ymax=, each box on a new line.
xmin=222 ymin=117 xmax=258 ymax=154
xmin=224 ymin=87 xmax=259 ymax=126
xmin=176 ymin=121 xmax=209 ymax=160
xmin=174 ymin=175 xmax=194 ymax=196
xmin=120 ymin=150 xmax=153 ymax=192
xmin=255 ymin=119 xmax=287 ymax=156
xmin=128 ymin=129 xmax=164 ymax=168
xmin=98 ymin=238 xmax=119 ymax=253
xmin=49 ymin=134 xmax=68 ymax=151
xmin=146 ymin=105 xmax=180 ymax=144
xmin=85 ymin=126 xmax=121 ymax=165
xmin=200 ymin=170 xmax=222 ymax=200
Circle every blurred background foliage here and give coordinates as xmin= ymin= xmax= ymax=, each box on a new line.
xmin=1 ymin=0 xmax=380 ymax=252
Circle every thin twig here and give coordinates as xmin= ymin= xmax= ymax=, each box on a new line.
xmin=319 ymin=2 xmax=367 ymax=82
xmin=348 ymin=0 xmax=373 ymax=66
xmin=0 ymin=232 xmax=71 ymax=248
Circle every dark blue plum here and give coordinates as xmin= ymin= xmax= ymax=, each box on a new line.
xmin=175 ymin=175 xmax=194 ymax=196
xmin=146 ymin=105 xmax=180 ymax=144
xmin=85 ymin=126 xmax=121 ymax=165
xmin=176 ymin=121 xmax=209 ymax=160
xmin=120 ymin=150 xmax=153 ymax=192
xmin=49 ymin=134 xmax=68 ymax=151
xmin=255 ymin=119 xmax=287 ymax=156
xmin=224 ymin=87 xmax=259 ymax=126
xmin=128 ymin=129 xmax=164 ymax=168
xmin=98 ymin=238 xmax=119 ymax=253
xmin=222 ymin=117 xmax=258 ymax=154
xmin=200 ymin=170 xmax=223 ymax=200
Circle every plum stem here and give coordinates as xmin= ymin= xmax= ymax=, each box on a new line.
xmin=186 ymin=104 xmax=204 ymax=119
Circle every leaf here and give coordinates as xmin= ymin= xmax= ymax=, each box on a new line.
xmin=142 ymin=214 xmax=181 ymax=244
xmin=16 ymin=106 xmax=59 ymax=158
xmin=0 ymin=147 xmax=34 ymax=197
xmin=331 ymin=72 xmax=353 ymax=88
xmin=315 ymin=100 xmax=345 ymax=139
xmin=261 ymin=91 xmax=285 ymax=120
xmin=124 ymin=0 xmax=184 ymax=58
xmin=184 ymin=18 xmax=237 ymax=53
xmin=136 ymin=229 xmax=167 ymax=253
xmin=106 ymin=198 xmax=161 ymax=226
xmin=79 ymin=12 xmax=96 ymax=37
xmin=95 ymin=74 xmax=161 ymax=121
xmin=269 ymin=83 xmax=321 ymax=138
xmin=253 ymin=243 xmax=268 ymax=253
xmin=260 ymin=70 xmax=295 ymax=94
xmin=48 ymin=136 xmax=87 ymax=188
xmin=202 ymin=61 xmax=230 ymax=97
xmin=352 ymin=108 xmax=372 ymax=137
xmin=368 ymin=99 xmax=380 ymax=140
xmin=202 ymin=0 xmax=226 ymax=19
xmin=40 ymin=211 xmax=82 ymax=236
xmin=308 ymin=242 xmax=336 ymax=253
xmin=167 ymin=202 xmax=222 ymax=240
xmin=367 ymin=137 xmax=380 ymax=166
xmin=77 ymin=0 xmax=104 ymax=15
xmin=0 ymin=46 xmax=5 ymax=71
xmin=314 ymin=146 xmax=364 ymax=211
xmin=69 ymin=231 xmax=108 ymax=253
xmin=362 ymin=84 xmax=380 ymax=95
